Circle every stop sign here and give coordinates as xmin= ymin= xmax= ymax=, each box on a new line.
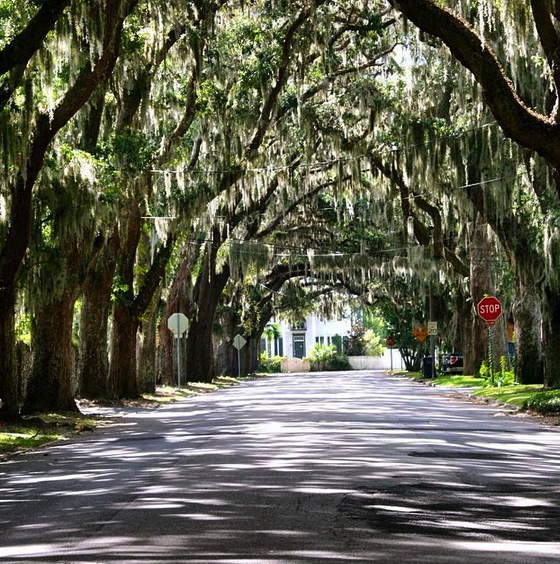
xmin=477 ymin=296 xmax=503 ymax=326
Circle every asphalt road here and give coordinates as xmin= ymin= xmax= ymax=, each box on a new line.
xmin=1 ymin=371 xmax=560 ymax=564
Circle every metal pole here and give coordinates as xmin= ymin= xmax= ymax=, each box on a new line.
xmin=429 ymin=281 xmax=435 ymax=378
xmin=237 ymin=347 xmax=241 ymax=378
xmin=176 ymin=314 xmax=182 ymax=388
xmin=488 ymin=325 xmax=494 ymax=385
xmin=390 ymin=347 xmax=393 ymax=371
xmin=176 ymin=335 xmax=182 ymax=388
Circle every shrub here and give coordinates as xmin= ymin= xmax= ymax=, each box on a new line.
xmin=325 ymin=354 xmax=352 ymax=371
xmin=258 ymin=353 xmax=285 ymax=373
xmin=479 ymin=356 xmax=516 ymax=387
xmin=307 ymin=344 xmax=351 ymax=371
xmin=364 ymin=330 xmax=384 ymax=357
xmin=524 ymin=389 xmax=560 ymax=415
xmin=343 ymin=322 xmax=366 ymax=355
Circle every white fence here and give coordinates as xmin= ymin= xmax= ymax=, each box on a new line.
xmin=280 ymin=358 xmax=311 ymax=373
xmin=348 ymin=351 xmax=405 ymax=371
xmin=279 ymin=350 xmax=404 ymax=373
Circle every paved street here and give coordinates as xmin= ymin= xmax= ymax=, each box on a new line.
xmin=1 ymin=371 xmax=560 ymax=563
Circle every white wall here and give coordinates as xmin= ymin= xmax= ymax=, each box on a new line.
xmin=348 ymin=350 xmax=405 ymax=371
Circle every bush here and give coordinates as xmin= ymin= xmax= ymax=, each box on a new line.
xmin=258 ymin=353 xmax=285 ymax=373
xmin=364 ymin=330 xmax=384 ymax=357
xmin=479 ymin=356 xmax=516 ymax=387
xmin=524 ymin=389 xmax=560 ymax=415
xmin=325 ymin=354 xmax=352 ymax=371
xmin=307 ymin=344 xmax=351 ymax=371
xmin=343 ymin=322 xmax=366 ymax=355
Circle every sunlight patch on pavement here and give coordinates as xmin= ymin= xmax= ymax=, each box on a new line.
xmin=451 ymin=540 xmax=560 ymax=556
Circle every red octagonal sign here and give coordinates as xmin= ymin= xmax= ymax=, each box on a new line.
xmin=477 ymin=296 xmax=503 ymax=326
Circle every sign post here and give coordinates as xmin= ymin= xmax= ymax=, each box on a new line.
xmin=428 ymin=322 xmax=437 ymax=379
xmin=168 ymin=313 xmax=189 ymax=388
xmin=476 ymin=297 xmax=503 ymax=384
xmin=233 ymin=334 xmax=247 ymax=378
xmin=386 ymin=336 xmax=395 ymax=371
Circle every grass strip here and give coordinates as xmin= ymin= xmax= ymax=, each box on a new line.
xmin=0 ymin=427 xmax=62 ymax=454
xmin=472 ymin=384 xmax=544 ymax=409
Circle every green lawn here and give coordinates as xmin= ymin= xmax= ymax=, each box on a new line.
xmin=432 ymin=375 xmax=486 ymax=388
xmin=0 ymin=427 xmax=62 ymax=454
xmin=404 ymin=370 xmax=559 ymax=415
xmin=472 ymin=384 xmax=544 ymax=408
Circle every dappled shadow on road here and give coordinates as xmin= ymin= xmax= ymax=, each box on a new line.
xmin=1 ymin=372 xmax=560 ymax=563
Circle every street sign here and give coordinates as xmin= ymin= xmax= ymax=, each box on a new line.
xmin=476 ymin=296 xmax=503 ymax=326
xmin=385 ymin=336 xmax=395 ymax=348
xmin=413 ymin=325 xmax=428 ymax=342
xmin=167 ymin=313 xmax=189 ymax=335
xmin=233 ymin=334 xmax=247 ymax=350
xmin=427 ymin=321 xmax=438 ymax=336
xmin=233 ymin=335 xmax=247 ymax=378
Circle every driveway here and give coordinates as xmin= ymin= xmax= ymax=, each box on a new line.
xmin=1 ymin=371 xmax=559 ymax=563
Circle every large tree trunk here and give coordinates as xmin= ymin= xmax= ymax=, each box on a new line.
xmin=542 ymin=286 xmax=560 ymax=388
xmin=512 ymin=278 xmax=543 ymax=384
xmin=108 ymin=201 xmax=173 ymax=398
xmin=187 ymin=316 xmax=216 ymax=383
xmin=108 ymin=304 xmax=140 ymax=398
xmin=21 ymin=293 xmax=79 ymax=414
xmin=79 ymin=277 xmax=112 ymax=398
xmin=0 ymin=177 xmax=34 ymax=421
xmin=186 ymin=246 xmax=230 ymax=383
xmin=213 ymin=310 xmax=237 ymax=377
xmin=79 ymin=235 xmax=118 ymax=399
xmin=158 ymin=321 xmax=175 ymax=386
xmin=138 ymin=291 xmax=161 ymax=394
xmin=0 ymin=288 xmax=20 ymax=421
xmin=22 ymin=237 xmax=82 ymax=415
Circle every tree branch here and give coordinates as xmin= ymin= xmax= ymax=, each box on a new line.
xmin=0 ymin=0 xmax=71 ymax=77
xmin=530 ymin=0 xmax=560 ymax=121
xmin=389 ymin=0 xmax=560 ymax=172
xmin=247 ymin=0 xmax=328 ymax=158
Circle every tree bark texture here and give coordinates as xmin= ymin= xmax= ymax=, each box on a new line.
xmin=21 ymin=294 xmax=79 ymax=415
xmin=186 ymin=245 xmax=230 ymax=383
xmin=138 ymin=291 xmax=161 ymax=394
xmin=79 ymin=262 xmax=115 ymax=399
xmin=0 ymin=287 xmax=19 ymax=421
xmin=512 ymin=275 xmax=543 ymax=384
xmin=542 ymin=286 xmax=560 ymax=388
xmin=108 ymin=305 xmax=141 ymax=399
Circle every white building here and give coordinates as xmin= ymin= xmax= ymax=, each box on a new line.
xmin=263 ymin=313 xmax=352 ymax=359
xmin=262 ymin=312 xmax=406 ymax=371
